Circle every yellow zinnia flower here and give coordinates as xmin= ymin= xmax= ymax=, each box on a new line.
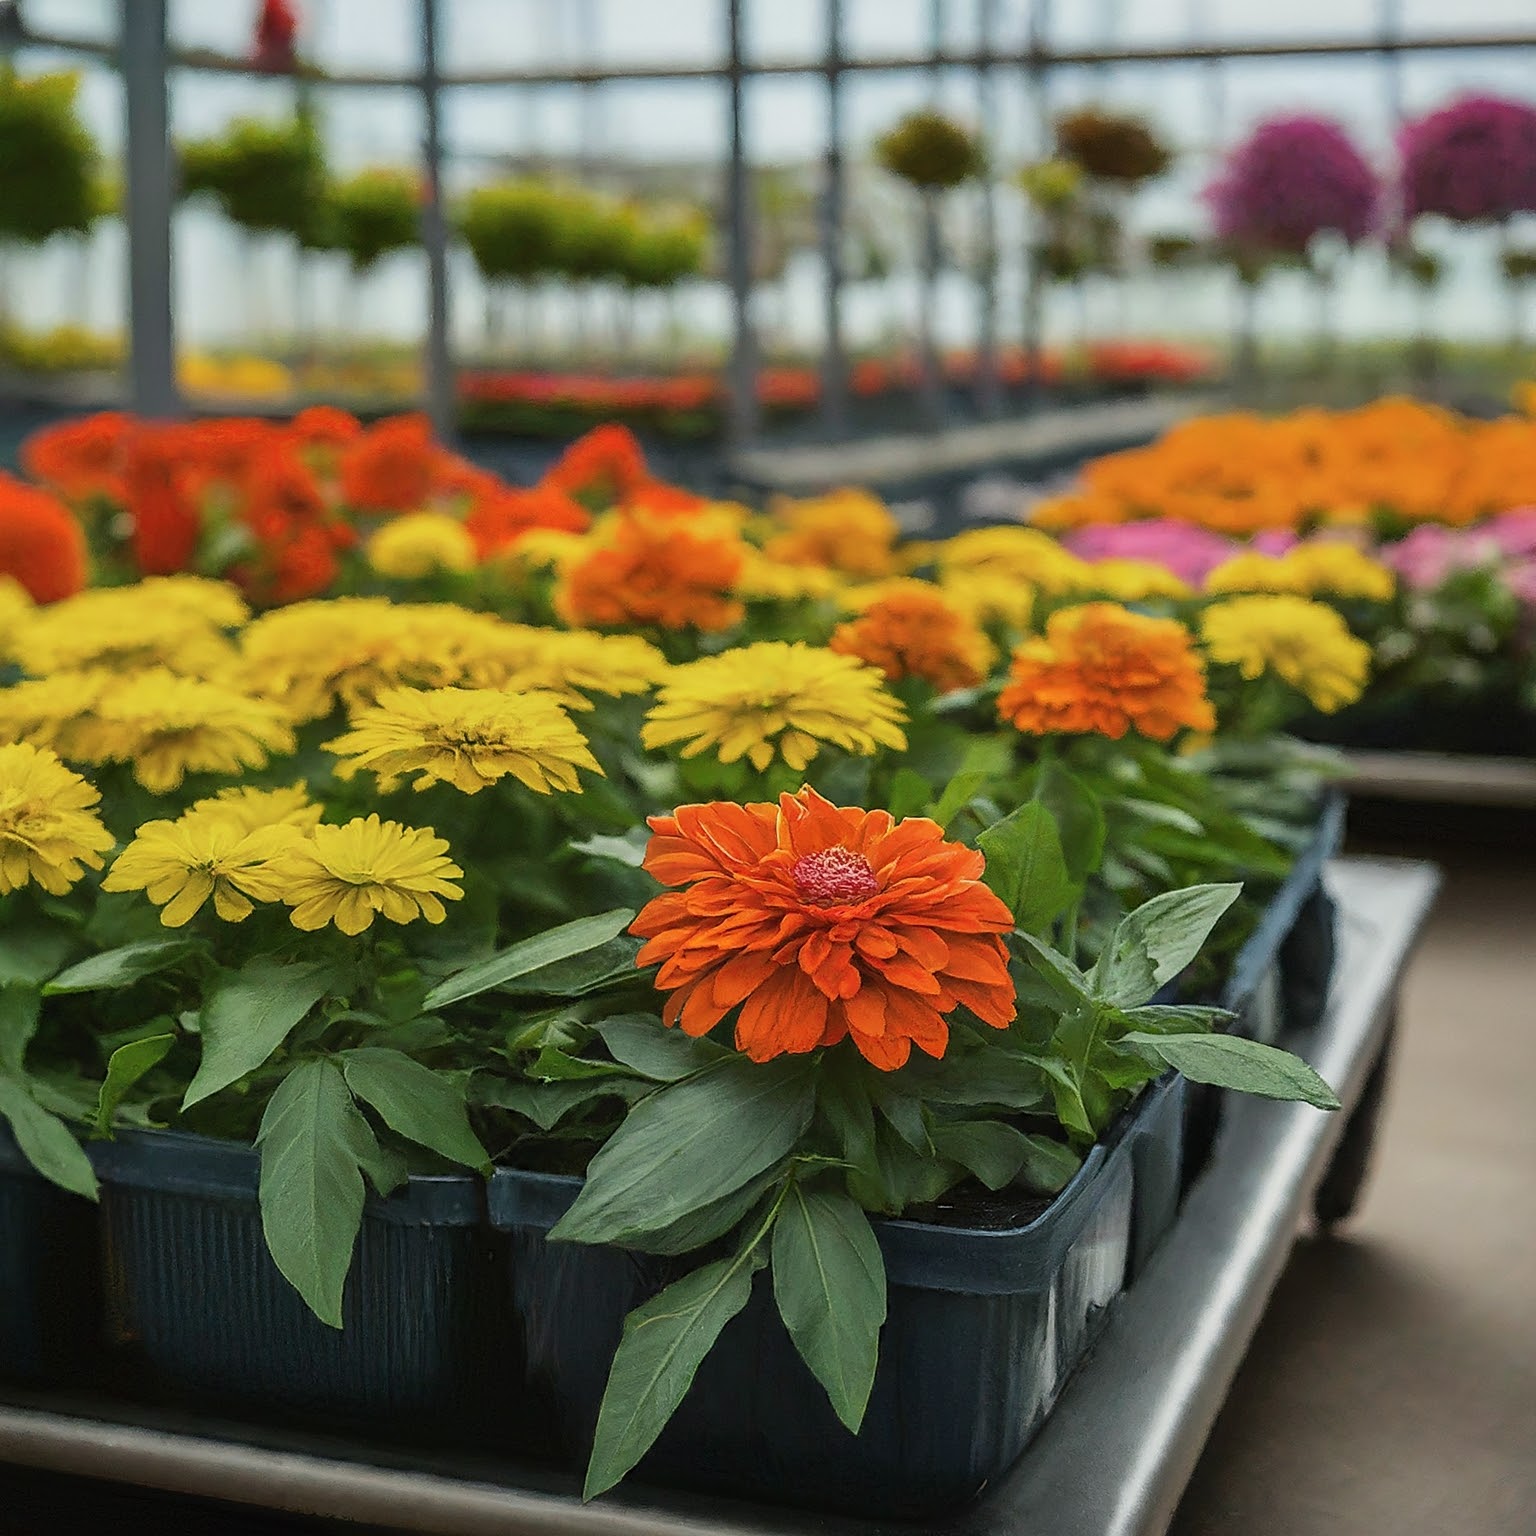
xmin=74 ymin=669 xmax=295 ymax=794
xmin=13 ymin=588 xmax=240 ymax=679
xmin=367 ymin=513 xmax=478 ymax=580
xmin=1084 ymin=559 xmax=1191 ymax=602
xmin=104 ymin=816 xmax=305 ymax=927
xmin=0 ymin=577 xmax=35 ymax=662
xmin=1205 ymin=543 xmax=1395 ymax=602
xmin=938 ymin=526 xmax=1092 ymax=596
xmin=450 ymin=624 xmax=668 ymax=708
xmin=238 ymin=598 xmax=451 ymax=722
xmin=282 ymin=815 xmax=464 ymax=935
xmin=181 ymin=783 xmax=324 ymax=835
xmin=764 ymin=489 xmax=901 ymax=578
xmin=642 ymin=641 xmax=908 ymax=772
xmin=0 ymin=742 xmax=113 ymax=896
xmin=1200 ymin=595 xmax=1371 ymax=713
xmin=323 ymin=685 xmax=601 ymax=795
xmin=131 ymin=575 xmax=250 ymax=629
xmin=734 ymin=548 xmax=844 ymax=603
xmin=0 ymin=669 xmax=115 ymax=758
xmin=939 ymin=571 xmax=1035 ymax=631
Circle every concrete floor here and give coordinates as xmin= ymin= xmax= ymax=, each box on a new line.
xmin=1172 ymin=837 xmax=1536 ymax=1536
xmin=2 ymin=820 xmax=1532 ymax=1534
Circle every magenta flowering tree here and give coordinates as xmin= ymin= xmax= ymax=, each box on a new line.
xmin=1399 ymin=95 xmax=1536 ymax=352
xmin=1205 ymin=115 xmax=1379 ymax=382
xmin=1398 ymin=95 xmax=1536 ymax=226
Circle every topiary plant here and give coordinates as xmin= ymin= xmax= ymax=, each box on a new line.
xmin=177 ymin=111 xmax=328 ymax=243
xmin=1054 ymin=108 xmax=1172 ymax=187
xmin=329 ymin=167 xmax=419 ymax=274
xmin=0 ymin=68 xmax=99 ymax=247
xmin=457 ymin=179 xmax=566 ymax=285
xmin=874 ymin=109 xmax=984 ymax=191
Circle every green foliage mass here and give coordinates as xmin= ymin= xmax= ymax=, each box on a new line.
xmin=328 ymin=167 xmax=420 ymax=273
xmin=0 ymin=69 xmax=100 ymax=246
xmin=178 ymin=111 xmax=328 ymax=244
xmin=874 ymin=109 xmax=984 ymax=191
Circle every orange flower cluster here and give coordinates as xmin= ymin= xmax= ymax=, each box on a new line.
xmin=830 ymin=584 xmax=993 ymax=692
xmin=466 ymin=485 xmax=591 ymax=560
xmin=542 ymin=423 xmax=652 ymax=508
xmin=18 ymin=412 xmax=642 ymax=607
xmin=632 ymin=786 xmax=1016 ymax=1069
xmin=998 ymin=602 xmax=1216 ymax=741
xmin=1035 ymin=398 xmax=1536 ymax=535
xmin=0 ymin=474 xmax=87 ymax=602
xmin=556 ymin=511 xmax=745 ymax=632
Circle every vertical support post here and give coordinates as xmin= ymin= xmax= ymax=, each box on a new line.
xmin=419 ymin=0 xmax=455 ymax=442
xmin=121 ymin=0 xmax=180 ymax=417
xmin=1020 ymin=0 xmax=1052 ymax=411
xmin=928 ymin=0 xmax=943 ymax=100
xmin=578 ymin=0 xmax=602 ymax=182
xmin=1379 ymin=0 xmax=1403 ymax=130
xmin=1187 ymin=0 xmax=1224 ymax=153
xmin=974 ymin=0 xmax=1001 ymax=417
xmin=818 ymin=0 xmax=847 ymax=438
xmin=915 ymin=0 xmax=946 ymax=428
xmin=725 ymin=0 xmax=759 ymax=448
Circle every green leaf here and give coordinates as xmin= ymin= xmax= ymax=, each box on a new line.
xmin=595 ymin=1014 xmax=730 ymax=1081
xmin=1011 ymin=928 xmax=1093 ymax=1003
xmin=1036 ymin=760 xmax=1106 ymax=882
xmin=474 ymin=1075 xmax=646 ymax=1132
xmin=530 ymin=1046 xmax=637 ymax=1083
xmin=630 ymin=1164 xmax=787 ymax=1257
xmin=977 ymin=800 xmax=1077 ymax=934
xmin=1119 ymin=1031 xmax=1341 ymax=1110
xmin=930 ymin=1119 xmax=1030 ymax=1190
xmin=897 ymin=1043 xmax=1049 ymax=1111
xmin=0 ymin=924 xmax=76 ymax=987
xmin=183 ymin=958 xmax=340 ymax=1109
xmin=499 ymin=934 xmax=645 ymax=998
xmin=422 ymin=909 xmax=635 ymax=1011
xmin=583 ymin=1248 xmax=759 ymax=1500
xmin=1037 ymin=1057 xmax=1095 ymax=1141
xmin=43 ymin=938 xmax=201 ymax=995
xmin=929 ymin=739 xmax=1011 ymax=828
xmin=93 ymin=1033 xmax=175 ymax=1137
xmin=771 ymin=1185 xmax=886 ymax=1433
xmin=256 ymin=1059 xmax=377 ymax=1328
xmin=1091 ymin=884 xmax=1242 ymax=1008
xmin=1120 ymin=1004 xmax=1232 ymax=1035
xmin=886 ymin=767 xmax=934 ymax=822
xmin=1015 ymin=1133 xmax=1081 ymax=1194
xmin=342 ymin=1047 xmax=490 ymax=1171
xmin=0 ymin=1075 xmax=97 ymax=1199
xmin=0 ymin=987 xmax=40 ymax=1077
xmin=551 ymin=1057 xmax=814 ymax=1248
xmin=570 ymin=830 xmax=649 ymax=868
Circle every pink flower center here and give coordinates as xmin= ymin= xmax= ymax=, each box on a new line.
xmin=791 ymin=845 xmax=879 ymax=906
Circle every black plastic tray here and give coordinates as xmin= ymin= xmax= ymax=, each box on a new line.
xmin=488 ymin=1127 xmax=1135 ymax=1519
xmin=88 ymin=1131 xmax=512 ymax=1445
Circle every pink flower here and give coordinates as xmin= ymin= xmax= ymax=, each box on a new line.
xmin=1505 ymin=561 xmax=1536 ymax=608
xmin=1062 ymin=520 xmax=1236 ymax=584
xmin=1482 ymin=507 xmax=1536 ymax=560
xmin=1381 ymin=525 xmax=1499 ymax=591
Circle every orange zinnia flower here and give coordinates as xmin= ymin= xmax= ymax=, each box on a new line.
xmin=555 ymin=511 xmax=744 ymax=632
xmin=122 ymin=427 xmax=202 ymax=576
xmin=541 ymin=423 xmax=649 ymax=508
xmin=829 ymin=584 xmax=993 ymax=692
xmin=21 ymin=412 xmax=131 ymax=505
xmin=339 ymin=413 xmax=442 ymax=514
xmin=0 ymin=474 xmax=88 ymax=602
xmin=289 ymin=405 xmax=363 ymax=452
xmin=466 ymin=485 xmax=592 ymax=559
xmin=998 ymin=602 xmax=1215 ymax=740
xmin=632 ymin=786 xmax=1016 ymax=1069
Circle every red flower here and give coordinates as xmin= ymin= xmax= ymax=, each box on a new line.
xmin=122 ymin=428 xmax=202 ymax=576
xmin=0 ymin=474 xmax=88 ymax=602
xmin=632 ymin=787 xmax=1017 ymax=1069
xmin=465 ymin=485 xmax=591 ymax=559
xmin=21 ymin=413 xmax=131 ymax=504
xmin=339 ymin=414 xmax=442 ymax=514
xmin=541 ymin=424 xmax=649 ymax=508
